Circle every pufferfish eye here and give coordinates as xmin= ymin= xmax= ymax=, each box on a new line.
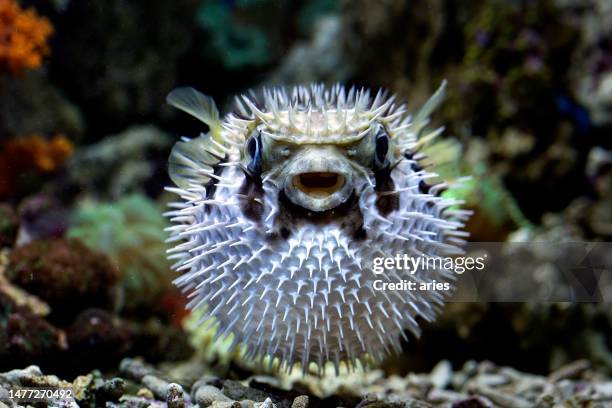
xmin=374 ymin=126 xmax=390 ymax=171
xmin=246 ymin=131 xmax=262 ymax=175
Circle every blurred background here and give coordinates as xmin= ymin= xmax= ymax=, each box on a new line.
xmin=0 ymin=0 xmax=611 ymax=402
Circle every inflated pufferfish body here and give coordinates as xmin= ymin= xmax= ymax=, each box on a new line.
xmin=165 ymin=83 xmax=469 ymax=375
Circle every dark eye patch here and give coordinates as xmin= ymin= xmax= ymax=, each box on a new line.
xmin=374 ymin=127 xmax=389 ymax=170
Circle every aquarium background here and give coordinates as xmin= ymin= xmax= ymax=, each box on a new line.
xmin=1 ymin=0 xmax=611 ymax=407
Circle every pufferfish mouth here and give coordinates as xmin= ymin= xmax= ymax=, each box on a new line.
xmin=284 ymin=169 xmax=353 ymax=212
xmin=292 ymin=172 xmax=346 ymax=198
xmin=282 ymin=148 xmax=355 ymax=212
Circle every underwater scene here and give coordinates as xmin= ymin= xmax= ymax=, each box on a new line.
xmin=1 ymin=0 xmax=612 ymax=407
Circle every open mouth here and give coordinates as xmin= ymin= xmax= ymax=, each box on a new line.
xmin=292 ymin=172 xmax=346 ymax=198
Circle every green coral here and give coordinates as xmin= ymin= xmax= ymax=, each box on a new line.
xmin=296 ymin=0 xmax=338 ymax=36
xmin=424 ymin=139 xmax=531 ymax=235
xmin=68 ymin=194 xmax=173 ymax=311
xmin=196 ymin=0 xmax=272 ymax=70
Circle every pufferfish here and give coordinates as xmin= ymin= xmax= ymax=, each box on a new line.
xmin=165 ymin=83 xmax=470 ymax=375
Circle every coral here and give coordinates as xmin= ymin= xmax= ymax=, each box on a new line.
xmin=0 ymin=134 xmax=74 ymax=199
xmin=126 ymin=317 xmax=194 ymax=363
xmin=0 ymin=204 xmax=18 ymax=248
xmin=0 ymin=0 xmax=53 ymax=76
xmin=196 ymin=0 xmax=273 ymax=70
xmin=65 ymin=125 xmax=172 ymax=199
xmin=68 ymin=194 xmax=175 ymax=312
xmin=6 ymin=238 xmax=120 ymax=320
xmin=423 ymin=138 xmax=532 ymax=241
xmin=15 ymin=194 xmax=71 ymax=245
xmin=265 ymin=16 xmax=352 ymax=86
xmin=0 ymin=70 xmax=84 ymax=140
xmin=564 ymin=0 xmax=612 ymax=126
xmin=65 ymin=309 xmax=133 ymax=369
xmin=0 ymin=293 xmax=66 ymax=370
xmin=341 ymin=0 xmax=592 ymax=223
xmin=0 ymin=262 xmax=66 ymax=370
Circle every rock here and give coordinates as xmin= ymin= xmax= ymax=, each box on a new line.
xmin=119 ymin=358 xmax=157 ymax=381
xmin=117 ymin=395 xmax=158 ymax=407
xmin=166 ymin=383 xmax=186 ymax=408
xmin=194 ymin=384 xmax=234 ymax=407
xmin=209 ymin=402 xmax=242 ymax=408
xmin=430 ymin=360 xmax=452 ymax=389
xmin=549 ymin=359 xmax=591 ymax=382
xmin=222 ymin=380 xmax=269 ymax=403
xmin=475 ymin=374 xmax=510 ymax=388
xmin=141 ymin=374 xmax=169 ymax=400
xmin=468 ymin=385 xmax=532 ymax=408
xmin=451 ymin=396 xmax=494 ymax=408
xmin=65 ymin=309 xmax=132 ymax=368
xmin=0 ymin=365 xmax=43 ymax=384
xmin=291 ymin=395 xmax=309 ymax=408
xmin=427 ymin=389 xmax=468 ymax=404
xmin=98 ymin=377 xmax=126 ymax=402
xmin=254 ymin=398 xmax=275 ymax=408
xmin=136 ymin=388 xmax=155 ymax=400
xmin=0 ymin=289 xmax=66 ymax=369
xmin=6 ymin=238 xmax=120 ymax=319
xmin=72 ymin=372 xmax=125 ymax=406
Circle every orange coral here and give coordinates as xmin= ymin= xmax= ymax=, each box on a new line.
xmin=0 ymin=134 xmax=73 ymax=198
xmin=0 ymin=0 xmax=53 ymax=75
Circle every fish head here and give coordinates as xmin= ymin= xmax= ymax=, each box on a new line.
xmin=242 ymin=120 xmax=396 ymax=213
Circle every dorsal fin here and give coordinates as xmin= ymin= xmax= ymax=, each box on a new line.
xmin=412 ymin=80 xmax=447 ymax=137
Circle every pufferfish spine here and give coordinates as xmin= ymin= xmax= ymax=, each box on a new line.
xmin=165 ymin=82 xmax=470 ymax=375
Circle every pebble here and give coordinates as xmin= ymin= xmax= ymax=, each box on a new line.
xmin=291 ymin=395 xmax=309 ymax=408
xmin=451 ymin=396 xmax=494 ymax=408
xmin=470 ymin=385 xmax=532 ymax=408
xmin=119 ymin=358 xmax=155 ymax=381
xmin=194 ymin=384 xmax=234 ymax=407
xmin=254 ymin=398 xmax=275 ymax=408
xmin=142 ymin=374 xmax=170 ymax=400
xmin=167 ymin=383 xmax=186 ymax=408
xmin=136 ymin=388 xmax=155 ymax=400
xmin=475 ymin=373 xmax=510 ymax=387
xmin=548 ymin=359 xmax=590 ymax=382
xmin=1 ymin=358 xmax=610 ymax=407
xmin=222 ymin=380 xmax=270 ymax=402
xmin=0 ymin=365 xmax=43 ymax=383
xmin=427 ymin=389 xmax=467 ymax=404
xmin=430 ymin=360 xmax=453 ymax=389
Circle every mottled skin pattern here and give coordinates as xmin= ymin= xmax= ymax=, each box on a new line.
xmin=165 ymin=83 xmax=469 ymax=374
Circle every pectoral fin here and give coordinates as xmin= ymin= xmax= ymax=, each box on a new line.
xmin=167 ymin=87 xmax=225 ymax=189
xmin=168 ymin=134 xmax=225 ymax=189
